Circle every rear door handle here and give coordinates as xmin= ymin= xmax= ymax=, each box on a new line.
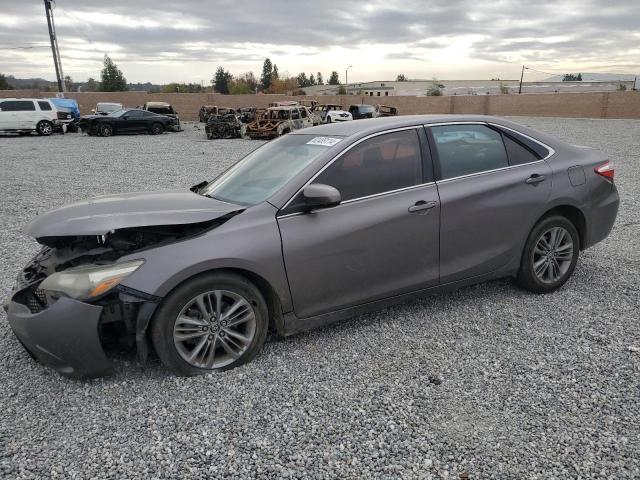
xmin=408 ymin=200 xmax=437 ymax=213
xmin=525 ymin=174 xmax=546 ymax=185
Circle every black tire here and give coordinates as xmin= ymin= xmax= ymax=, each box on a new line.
xmin=150 ymin=123 xmax=163 ymax=135
xmin=67 ymin=122 xmax=78 ymax=133
xmin=100 ymin=123 xmax=113 ymax=137
xmin=516 ymin=215 xmax=580 ymax=293
xmin=150 ymin=272 xmax=269 ymax=376
xmin=36 ymin=120 xmax=53 ymax=136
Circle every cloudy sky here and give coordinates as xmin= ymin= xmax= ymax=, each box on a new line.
xmin=1 ymin=0 xmax=639 ymax=84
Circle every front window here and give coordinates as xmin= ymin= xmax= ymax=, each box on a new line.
xmin=359 ymin=105 xmax=375 ymax=113
xmin=313 ymin=129 xmax=423 ymax=201
xmin=107 ymin=109 xmax=127 ymax=117
xmin=201 ymin=134 xmax=344 ymax=206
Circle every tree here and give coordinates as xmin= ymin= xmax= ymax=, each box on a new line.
xmin=85 ymin=77 xmax=98 ymax=91
xmin=100 ymin=55 xmax=128 ymax=91
xmin=426 ymin=78 xmax=444 ymax=96
xmin=162 ymin=82 xmax=203 ymax=93
xmin=562 ymin=73 xmax=582 ymax=81
xmin=0 ymin=73 xmax=12 ymax=90
xmin=309 ymin=73 xmax=316 ymax=86
xmin=267 ymin=75 xmax=298 ymax=94
xmin=261 ymin=58 xmax=273 ymax=91
xmin=272 ymin=64 xmax=279 ymax=80
xmin=236 ymin=71 xmax=258 ymax=92
xmin=230 ymin=82 xmax=253 ymax=94
xmin=213 ymin=66 xmax=233 ymax=94
xmin=64 ymin=75 xmax=73 ymax=91
xmin=396 ymin=74 xmax=407 ymax=82
xmin=296 ymin=72 xmax=309 ymax=87
xmin=328 ymin=71 xmax=340 ymax=85
xmin=337 ymin=85 xmax=347 ymax=95
xmin=316 ymin=72 xmax=324 ymax=85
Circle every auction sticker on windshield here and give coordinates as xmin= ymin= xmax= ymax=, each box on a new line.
xmin=306 ymin=137 xmax=342 ymax=147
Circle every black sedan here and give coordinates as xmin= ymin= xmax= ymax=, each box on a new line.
xmin=78 ymin=108 xmax=177 ymax=136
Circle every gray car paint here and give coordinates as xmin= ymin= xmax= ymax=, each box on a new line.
xmin=26 ymin=190 xmax=242 ymax=237
xmin=8 ymin=114 xmax=619 ymax=377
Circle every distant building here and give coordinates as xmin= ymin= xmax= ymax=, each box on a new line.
xmin=303 ymin=79 xmax=636 ymax=97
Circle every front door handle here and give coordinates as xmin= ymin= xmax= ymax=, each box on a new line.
xmin=408 ymin=200 xmax=437 ymax=213
xmin=525 ymin=174 xmax=546 ymax=185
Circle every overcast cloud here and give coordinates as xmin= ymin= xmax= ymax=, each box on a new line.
xmin=1 ymin=0 xmax=638 ymax=83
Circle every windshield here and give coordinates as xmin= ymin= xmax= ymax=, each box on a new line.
xmin=98 ymin=103 xmax=122 ymax=113
xmin=359 ymin=105 xmax=375 ymax=113
xmin=201 ymin=134 xmax=344 ymax=206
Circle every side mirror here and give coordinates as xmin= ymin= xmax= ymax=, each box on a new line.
xmin=302 ymin=184 xmax=341 ymax=211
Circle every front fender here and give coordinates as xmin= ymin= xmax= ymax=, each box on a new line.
xmin=118 ymin=202 xmax=293 ymax=312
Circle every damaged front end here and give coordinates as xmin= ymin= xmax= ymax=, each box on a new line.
xmin=6 ymin=190 xmax=244 ymax=378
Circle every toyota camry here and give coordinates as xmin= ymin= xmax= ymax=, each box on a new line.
xmin=5 ymin=115 xmax=619 ymax=378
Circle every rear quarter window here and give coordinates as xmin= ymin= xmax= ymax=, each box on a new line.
xmin=38 ymin=101 xmax=52 ymax=111
xmin=503 ymin=134 xmax=540 ymax=165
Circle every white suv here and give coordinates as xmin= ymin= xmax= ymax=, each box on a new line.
xmin=0 ymin=98 xmax=63 ymax=136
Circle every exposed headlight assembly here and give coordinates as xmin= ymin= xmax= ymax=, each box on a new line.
xmin=40 ymin=260 xmax=144 ymax=300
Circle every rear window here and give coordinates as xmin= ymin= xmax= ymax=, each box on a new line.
xmin=148 ymin=106 xmax=173 ymax=115
xmin=12 ymin=101 xmax=36 ymax=111
xmin=38 ymin=101 xmax=52 ymax=111
xmin=431 ymin=124 xmax=509 ymax=180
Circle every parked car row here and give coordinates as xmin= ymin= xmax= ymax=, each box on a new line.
xmin=0 ymin=98 xmax=76 ymax=136
xmin=1 ymin=97 xmax=397 ymax=139
xmin=199 ymin=101 xmax=399 ymax=140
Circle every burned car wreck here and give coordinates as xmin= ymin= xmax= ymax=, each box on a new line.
xmin=7 ymin=191 xmax=244 ymax=378
xmin=205 ymin=113 xmax=243 ymax=139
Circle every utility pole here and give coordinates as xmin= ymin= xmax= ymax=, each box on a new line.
xmin=518 ymin=65 xmax=524 ymax=94
xmin=44 ymin=0 xmax=65 ymax=92
xmin=345 ymin=65 xmax=352 ymax=95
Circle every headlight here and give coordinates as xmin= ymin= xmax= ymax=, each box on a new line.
xmin=40 ymin=260 xmax=144 ymax=300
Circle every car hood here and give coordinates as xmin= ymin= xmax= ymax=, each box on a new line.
xmin=26 ymin=190 xmax=243 ymax=238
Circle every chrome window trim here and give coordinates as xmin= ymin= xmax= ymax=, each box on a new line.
xmin=435 ymin=159 xmax=545 ymax=184
xmin=279 ymin=125 xmax=425 ymax=213
xmin=278 ymin=181 xmax=437 ymax=219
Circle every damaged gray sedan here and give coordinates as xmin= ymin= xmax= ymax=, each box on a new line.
xmin=6 ymin=115 xmax=618 ymax=378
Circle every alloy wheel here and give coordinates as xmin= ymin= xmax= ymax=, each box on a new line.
xmin=532 ymin=226 xmax=574 ymax=283
xmin=173 ymin=290 xmax=256 ymax=369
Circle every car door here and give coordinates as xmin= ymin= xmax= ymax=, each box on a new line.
xmin=126 ymin=110 xmax=147 ymax=132
xmin=0 ymin=100 xmax=16 ymax=129
xmin=14 ymin=100 xmax=37 ymax=129
xmin=427 ymin=122 xmax=553 ymax=284
xmin=277 ymin=127 xmax=440 ymax=319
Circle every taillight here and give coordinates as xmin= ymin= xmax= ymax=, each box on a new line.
xmin=595 ymin=161 xmax=614 ymax=181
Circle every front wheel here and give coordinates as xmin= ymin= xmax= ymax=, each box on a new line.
xmin=100 ymin=123 xmax=113 ymax=137
xmin=150 ymin=272 xmax=269 ymax=376
xmin=516 ymin=215 xmax=579 ymax=293
xmin=36 ymin=120 xmax=53 ymax=136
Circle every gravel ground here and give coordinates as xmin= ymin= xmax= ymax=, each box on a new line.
xmin=0 ymin=118 xmax=638 ymax=479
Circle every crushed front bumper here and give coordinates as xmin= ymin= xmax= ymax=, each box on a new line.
xmin=6 ymin=296 xmax=112 ymax=378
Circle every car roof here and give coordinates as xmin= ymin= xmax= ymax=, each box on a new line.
xmin=0 ymin=98 xmax=45 ymax=101
xmin=291 ymin=114 xmax=563 ymax=151
xmin=145 ymin=102 xmax=171 ymax=107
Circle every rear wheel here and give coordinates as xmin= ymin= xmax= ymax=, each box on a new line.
xmin=36 ymin=120 xmax=53 ymax=136
xmin=516 ymin=215 xmax=579 ymax=293
xmin=100 ymin=123 xmax=113 ymax=137
xmin=151 ymin=272 xmax=269 ymax=376
xmin=150 ymin=123 xmax=163 ymax=135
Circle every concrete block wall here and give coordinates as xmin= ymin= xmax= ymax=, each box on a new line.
xmin=1 ymin=89 xmax=638 ymax=120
